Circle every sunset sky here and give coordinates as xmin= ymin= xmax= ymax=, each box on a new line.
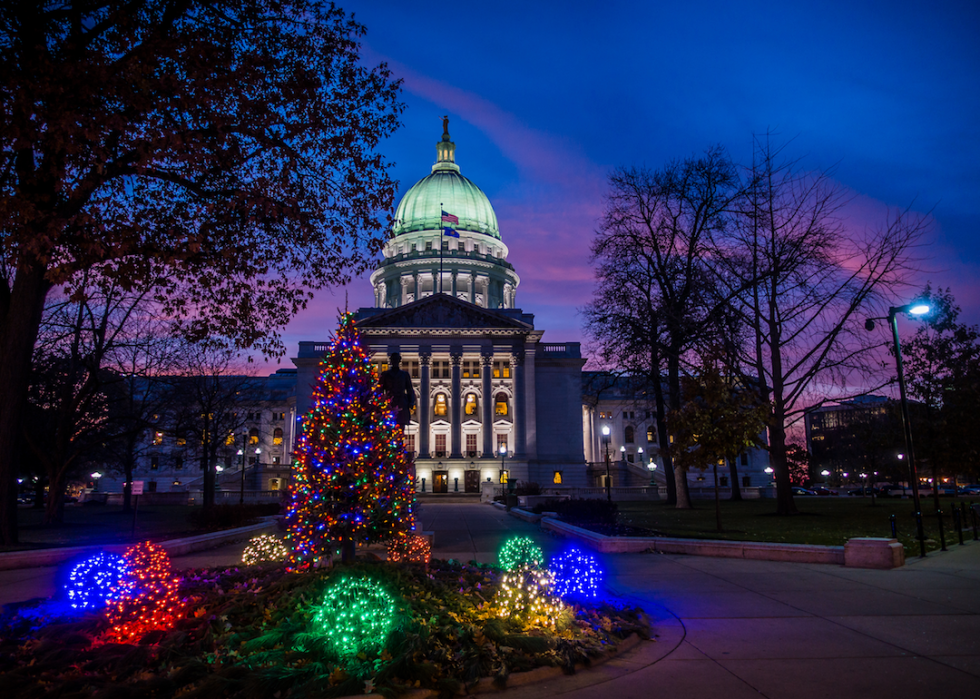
xmin=272 ymin=0 xmax=979 ymax=368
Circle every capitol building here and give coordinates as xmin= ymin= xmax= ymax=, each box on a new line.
xmin=100 ymin=123 xmax=772 ymax=499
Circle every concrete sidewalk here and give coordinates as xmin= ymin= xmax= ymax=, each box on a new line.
xmin=2 ymin=503 xmax=978 ymax=697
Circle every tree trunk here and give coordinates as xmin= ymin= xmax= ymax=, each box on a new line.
xmin=727 ymin=455 xmax=743 ymax=501
xmin=0 ymin=263 xmax=52 ymax=544
xmin=44 ymin=468 xmax=68 ymax=525
xmin=713 ymin=461 xmax=723 ymax=531
xmin=122 ymin=435 xmax=136 ymax=512
xmin=668 ymin=352 xmax=692 ymax=509
xmin=340 ymin=537 xmax=356 ymax=563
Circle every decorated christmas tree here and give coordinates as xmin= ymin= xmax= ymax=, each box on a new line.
xmin=286 ymin=313 xmax=415 ymax=564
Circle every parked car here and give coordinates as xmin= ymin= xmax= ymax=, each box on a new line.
xmin=792 ymin=486 xmax=818 ymax=496
xmin=878 ymin=485 xmax=908 ymax=498
xmin=811 ymin=486 xmax=836 ymax=496
xmin=958 ymin=484 xmax=980 ymax=495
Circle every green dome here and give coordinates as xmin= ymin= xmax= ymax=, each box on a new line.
xmin=391 ymin=134 xmax=500 ymax=240
xmin=392 ymin=168 xmax=500 ymax=239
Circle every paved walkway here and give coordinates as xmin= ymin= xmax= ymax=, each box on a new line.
xmin=2 ymin=502 xmax=979 ymax=697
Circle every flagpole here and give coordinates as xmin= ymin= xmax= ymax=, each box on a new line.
xmin=439 ymin=202 xmax=444 ymax=295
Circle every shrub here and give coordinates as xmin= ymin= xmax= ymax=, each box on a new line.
xmin=188 ymin=503 xmax=280 ymax=530
xmin=547 ymin=498 xmax=618 ymax=526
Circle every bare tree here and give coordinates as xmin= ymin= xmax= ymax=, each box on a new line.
xmin=724 ymin=137 xmax=927 ymax=515
xmin=584 ymin=147 xmax=745 ymax=508
xmin=166 ymin=345 xmax=261 ymax=512
xmin=24 ymin=271 xmax=164 ymax=523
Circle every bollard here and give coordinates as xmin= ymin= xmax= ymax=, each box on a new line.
xmin=953 ymin=507 xmax=964 ymax=546
xmin=889 ymin=513 xmax=897 ymax=539
xmin=937 ymin=508 xmax=947 ymax=551
xmin=421 ymin=477 xmax=426 ymax=493
xmin=915 ymin=511 xmax=926 ymax=558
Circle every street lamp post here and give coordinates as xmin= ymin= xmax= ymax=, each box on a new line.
xmin=601 ymin=425 xmax=611 ymax=502
xmin=498 ymin=444 xmax=507 ymax=484
xmin=869 ymin=302 xmax=929 ymax=556
xmin=239 ymin=430 xmax=261 ymax=506
xmin=91 ymin=472 xmax=102 ymax=492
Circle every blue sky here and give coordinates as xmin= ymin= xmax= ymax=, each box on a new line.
xmin=274 ymin=0 xmax=980 ymax=364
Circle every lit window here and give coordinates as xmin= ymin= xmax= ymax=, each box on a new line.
xmin=249 ymin=427 xmax=259 ymax=445
xmin=500 ymin=470 xmax=509 ymax=484
xmin=153 ymin=431 xmax=164 ymax=446
xmin=495 ymin=393 xmax=509 ymax=416
xmin=647 ymin=426 xmax=656 ymax=442
xmin=226 ymin=432 xmax=236 ymax=446
xmin=553 ymin=471 xmax=562 ymax=484
xmin=493 ymin=360 xmax=511 ymax=379
xmin=496 ymin=434 xmax=508 ymax=453
xmin=465 ymin=394 xmax=478 ymax=415
xmin=434 ymin=393 xmax=448 ymax=417
xmin=176 ymin=433 xmax=186 ymax=447
xmin=466 ymin=433 xmax=477 ymax=455
xmin=273 ymin=427 xmax=283 ymax=445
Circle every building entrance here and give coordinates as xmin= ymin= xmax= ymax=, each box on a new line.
xmin=433 ymin=470 xmax=449 ymax=493
xmin=464 ymin=470 xmax=481 ymax=493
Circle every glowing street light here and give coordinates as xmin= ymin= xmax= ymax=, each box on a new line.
xmin=601 ymin=425 xmax=611 ymax=502
xmin=866 ymin=301 xmax=930 ymax=556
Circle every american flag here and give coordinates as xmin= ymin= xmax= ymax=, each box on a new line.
xmin=441 ymin=210 xmax=459 ymax=224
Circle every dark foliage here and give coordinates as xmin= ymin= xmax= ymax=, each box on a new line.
xmin=532 ymin=498 xmax=619 ymax=526
xmin=187 ymin=503 xmax=280 ymax=530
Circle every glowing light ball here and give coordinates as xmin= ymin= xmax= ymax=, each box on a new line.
xmin=104 ymin=541 xmax=183 ymax=643
xmin=498 ymin=536 xmax=544 ymax=571
xmin=65 ymin=552 xmax=129 ymax=610
xmin=550 ymin=547 xmax=604 ymax=600
xmin=313 ymin=576 xmax=396 ymax=657
xmin=494 ymin=563 xmax=564 ymax=628
xmin=386 ymin=534 xmax=431 ymax=565
xmin=242 ymin=534 xmax=290 ymax=565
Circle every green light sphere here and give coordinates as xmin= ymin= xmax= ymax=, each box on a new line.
xmin=498 ymin=536 xmax=544 ymax=571
xmin=313 ymin=576 xmax=396 ymax=656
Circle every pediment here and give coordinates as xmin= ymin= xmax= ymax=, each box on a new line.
xmin=355 ymin=294 xmax=533 ymax=331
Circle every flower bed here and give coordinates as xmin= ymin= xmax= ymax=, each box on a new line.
xmin=0 ymin=558 xmax=648 ymax=698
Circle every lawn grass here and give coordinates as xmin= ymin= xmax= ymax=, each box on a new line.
xmin=616 ymin=496 xmax=980 ymax=555
xmin=3 ymin=505 xmax=218 ymax=552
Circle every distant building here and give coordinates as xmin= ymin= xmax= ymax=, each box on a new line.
xmin=103 ymin=123 xmax=771 ymax=498
xmin=804 ymin=395 xmax=905 ymax=483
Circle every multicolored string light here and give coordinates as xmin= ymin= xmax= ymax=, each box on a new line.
xmin=550 ymin=547 xmax=604 ymax=600
xmin=386 ymin=534 xmax=431 ymax=565
xmin=498 ymin=536 xmax=544 ymax=571
xmin=313 ymin=575 xmax=397 ymax=656
xmin=285 ymin=313 xmax=416 ymax=563
xmin=65 ymin=552 xmax=129 ymax=610
xmin=104 ymin=541 xmax=183 ymax=643
xmin=494 ymin=563 xmax=564 ymax=628
xmin=242 ymin=534 xmax=290 ymax=565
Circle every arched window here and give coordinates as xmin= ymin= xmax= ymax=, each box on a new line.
xmin=625 ymin=426 xmax=635 ymax=443
xmin=273 ymin=427 xmax=283 ymax=445
xmin=249 ymin=427 xmax=259 ymax=445
xmin=553 ymin=471 xmax=563 ymax=484
xmin=464 ymin=393 xmax=478 ymax=416
xmin=434 ymin=393 xmax=448 ymax=417
xmin=495 ymin=393 xmax=509 ymax=416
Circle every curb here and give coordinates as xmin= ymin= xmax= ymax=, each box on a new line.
xmin=0 ymin=517 xmax=279 ymax=571
xmin=541 ymin=517 xmax=848 ymax=564
xmin=353 ymin=633 xmax=645 ymax=699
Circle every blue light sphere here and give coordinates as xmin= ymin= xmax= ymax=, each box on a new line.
xmin=65 ymin=552 xmax=129 ymax=610
xmin=550 ymin=547 xmax=604 ymax=600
